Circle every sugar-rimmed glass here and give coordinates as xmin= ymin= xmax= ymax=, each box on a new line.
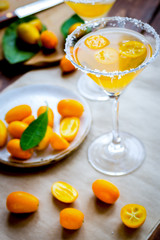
xmin=65 ymin=16 xmax=160 ymax=176
xmin=65 ymin=0 xmax=116 ymax=101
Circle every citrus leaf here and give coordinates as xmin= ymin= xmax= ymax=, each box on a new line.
xmin=61 ymin=14 xmax=84 ymax=38
xmin=2 ymin=16 xmax=46 ymax=64
xmin=20 ymin=108 xmax=48 ymax=150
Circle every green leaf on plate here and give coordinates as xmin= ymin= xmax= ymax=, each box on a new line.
xmin=61 ymin=14 xmax=84 ymax=38
xmin=2 ymin=16 xmax=47 ymax=64
xmin=20 ymin=107 xmax=48 ymax=151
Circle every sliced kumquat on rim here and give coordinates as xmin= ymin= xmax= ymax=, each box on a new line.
xmin=119 ymin=41 xmax=147 ymax=58
xmin=85 ymin=35 xmax=110 ymax=49
xmin=51 ymin=181 xmax=78 ymax=203
xmin=60 ymin=117 xmax=80 ymax=142
xmin=121 ymin=204 xmax=147 ymax=228
xmin=95 ymin=47 xmax=119 ymax=65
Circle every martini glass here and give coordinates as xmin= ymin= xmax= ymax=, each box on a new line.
xmin=65 ymin=0 xmax=116 ymax=100
xmin=65 ymin=17 xmax=160 ymax=176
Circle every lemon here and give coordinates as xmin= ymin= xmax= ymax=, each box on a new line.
xmin=17 ymin=23 xmax=40 ymax=45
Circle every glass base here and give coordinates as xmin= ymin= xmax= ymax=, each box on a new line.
xmin=88 ymin=132 xmax=145 ymax=176
xmin=77 ymin=74 xmax=109 ymax=101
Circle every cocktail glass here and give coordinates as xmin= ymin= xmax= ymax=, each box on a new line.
xmin=65 ymin=0 xmax=116 ymax=100
xmin=65 ymin=17 xmax=160 ymax=176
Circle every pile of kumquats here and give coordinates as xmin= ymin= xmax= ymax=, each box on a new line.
xmin=0 ymin=98 xmax=84 ymax=159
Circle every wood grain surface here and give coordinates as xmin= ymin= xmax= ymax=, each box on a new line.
xmin=0 ymin=0 xmax=160 ymax=92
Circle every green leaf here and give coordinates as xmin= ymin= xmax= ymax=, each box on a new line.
xmin=2 ymin=16 xmax=47 ymax=64
xmin=61 ymin=14 xmax=84 ymax=38
xmin=20 ymin=108 xmax=48 ymax=151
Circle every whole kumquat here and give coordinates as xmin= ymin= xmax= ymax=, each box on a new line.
xmin=0 ymin=120 xmax=7 ymax=147
xmin=50 ymin=132 xmax=69 ymax=150
xmin=40 ymin=30 xmax=58 ymax=49
xmin=51 ymin=181 xmax=78 ymax=203
xmin=22 ymin=115 xmax=35 ymax=125
xmin=5 ymin=105 xmax=32 ymax=123
xmin=36 ymin=126 xmax=53 ymax=151
xmin=68 ymin=22 xmax=82 ymax=34
xmin=60 ymin=117 xmax=80 ymax=142
xmin=37 ymin=106 xmax=54 ymax=127
xmin=57 ymin=99 xmax=84 ymax=117
xmin=121 ymin=204 xmax=147 ymax=228
xmin=7 ymin=139 xmax=33 ymax=160
xmin=92 ymin=179 xmax=120 ymax=204
xmin=60 ymin=55 xmax=76 ymax=73
xmin=6 ymin=191 xmax=39 ymax=213
xmin=8 ymin=121 xmax=28 ymax=138
xmin=60 ymin=208 xmax=84 ymax=230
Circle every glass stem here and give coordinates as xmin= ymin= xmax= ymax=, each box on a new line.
xmin=112 ymin=96 xmax=121 ymax=145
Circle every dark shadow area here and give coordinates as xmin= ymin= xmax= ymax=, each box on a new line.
xmin=7 ymin=212 xmax=36 ymax=227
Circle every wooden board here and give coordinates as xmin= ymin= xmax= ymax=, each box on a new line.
xmin=0 ymin=2 xmax=74 ymax=65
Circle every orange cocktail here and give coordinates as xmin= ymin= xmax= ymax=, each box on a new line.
xmin=65 ymin=17 xmax=160 ymax=176
xmin=74 ymin=28 xmax=151 ymax=95
xmin=65 ymin=0 xmax=115 ymax=20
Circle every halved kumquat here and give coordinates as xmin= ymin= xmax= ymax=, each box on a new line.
xmin=85 ymin=35 xmax=110 ymax=49
xmin=50 ymin=132 xmax=69 ymax=150
xmin=95 ymin=47 xmax=119 ymax=65
xmin=121 ymin=204 xmax=147 ymax=228
xmin=51 ymin=181 xmax=78 ymax=203
xmin=60 ymin=117 xmax=80 ymax=142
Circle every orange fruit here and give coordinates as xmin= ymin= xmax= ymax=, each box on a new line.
xmin=0 ymin=120 xmax=7 ymax=147
xmin=119 ymin=41 xmax=147 ymax=58
xmin=95 ymin=48 xmax=119 ymax=65
xmin=92 ymin=179 xmax=120 ymax=204
xmin=37 ymin=106 xmax=54 ymax=127
xmin=50 ymin=132 xmax=69 ymax=150
xmin=85 ymin=35 xmax=110 ymax=49
xmin=36 ymin=126 xmax=53 ymax=151
xmin=57 ymin=99 xmax=84 ymax=117
xmin=7 ymin=139 xmax=33 ymax=160
xmin=121 ymin=204 xmax=147 ymax=228
xmin=60 ymin=117 xmax=80 ymax=142
xmin=22 ymin=115 xmax=35 ymax=125
xmin=119 ymin=41 xmax=147 ymax=71
xmin=68 ymin=22 xmax=82 ymax=34
xmin=60 ymin=208 xmax=84 ymax=230
xmin=5 ymin=105 xmax=32 ymax=124
xmin=8 ymin=121 xmax=28 ymax=138
xmin=40 ymin=30 xmax=58 ymax=49
xmin=60 ymin=55 xmax=76 ymax=73
xmin=6 ymin=191 xmax=39 ymax=213
xmin=51 ymin=181 xmax=78 ymax=203
xmin=29 ymin=19 xmax=42 ymax=32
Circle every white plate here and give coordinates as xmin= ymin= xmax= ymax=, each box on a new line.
xmin=0 ymin=85 xmax=92 ymax=168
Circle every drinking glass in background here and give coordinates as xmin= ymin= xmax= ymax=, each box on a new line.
xmin=65 ymin=16 xmax=160 ymax=176
xmin=65 ymin=0 xmax=116 ymax=100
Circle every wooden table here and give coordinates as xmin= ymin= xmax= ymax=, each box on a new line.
xmin=0 ymin=1 xmax=160 ymax=240
xmin=0 ymin=0 xmax=160 ymax=92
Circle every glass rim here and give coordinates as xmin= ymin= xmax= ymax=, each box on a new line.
xmin=65 ymin=16 xmax=160 ymax=77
